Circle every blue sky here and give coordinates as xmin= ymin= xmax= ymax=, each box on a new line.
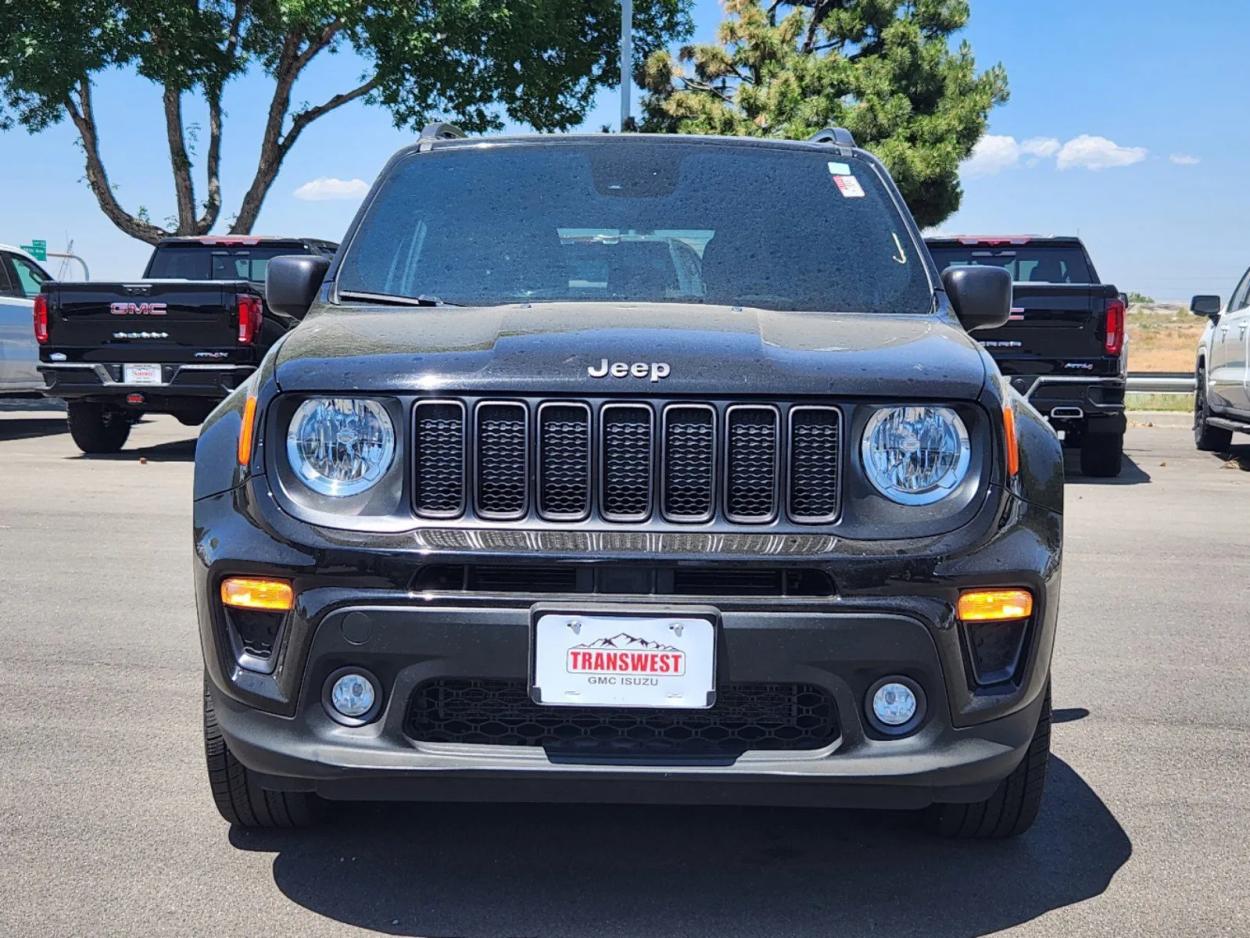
xmin=2 ymin=0 xmax=1246 ymax=301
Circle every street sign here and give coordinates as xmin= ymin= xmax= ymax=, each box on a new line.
xmin=20 ymin=240 xmax=47 ymax=261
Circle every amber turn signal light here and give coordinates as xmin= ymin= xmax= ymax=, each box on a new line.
xmin=237 ymin=393 xmax=258 ymax=466
xmin=957 ymin=589 xmax=1033 ymax=622
xmin=1002 ymin=403 xmax=1019 ymax=478
xmin=221 ymin=577 xmax=294 ymax=612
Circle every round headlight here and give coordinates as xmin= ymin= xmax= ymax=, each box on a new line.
xmin=861 ymin=406 xmax=970 ymax=505
xmin=286 ymin=398 xmax=395 ymax=496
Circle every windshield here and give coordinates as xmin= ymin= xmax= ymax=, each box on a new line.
xmin=146 ymin=244 xmax=307 ymax=283
xmin=928 ymin=243 xmax=1094 ymax=284
xmin=337 ymin=141 xmax=933 ymax=314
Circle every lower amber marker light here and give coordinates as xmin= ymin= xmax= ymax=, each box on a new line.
xmin=957 ymin=589 xmax=1033 ymax=622
xmin=220 ymin=576 xmax=294 ymax=612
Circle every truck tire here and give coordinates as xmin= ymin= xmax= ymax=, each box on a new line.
xmin=66 ymin=402 xmax=131 ymax=454
xmin=203 ymin=680 xmax=322 ymax=828
xmin=1079 ymin=432 xmax=1123 ymax=477
xmin=926 ymin=688 xmax=1050 ymax=839
xmin=1193 ymin=368 xmax=1233 ymax=452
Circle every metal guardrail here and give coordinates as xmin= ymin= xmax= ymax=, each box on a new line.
xmin=1126 ymin=372 xmax=1196 ymax=393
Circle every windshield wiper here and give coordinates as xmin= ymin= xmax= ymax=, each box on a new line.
xmin=338 ymin=290 xmax=461 ymax=307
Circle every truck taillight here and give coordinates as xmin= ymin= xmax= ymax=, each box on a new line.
xmin=236 ymin=295 xmax=263 ymax=345
xmin=34 ymin=294 xmax=49 ymax=344
xmin=1104 ymin=297 xmax=1125 ymax=356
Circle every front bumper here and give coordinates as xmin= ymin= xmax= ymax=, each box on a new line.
xmin=196 ymin=482 xmax=1062 ymax=809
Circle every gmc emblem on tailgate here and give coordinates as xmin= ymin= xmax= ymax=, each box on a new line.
xmin=110 ymin=302 xmax=167 ymax=316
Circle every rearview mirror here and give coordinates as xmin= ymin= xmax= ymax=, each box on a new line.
xmin=941 ymin=266 xmax=1012 ymax=332
xmin=267 ymin=255 xmax=330 ymax=319
xmin=1190 ymin=294 xmax=1222 ymax=318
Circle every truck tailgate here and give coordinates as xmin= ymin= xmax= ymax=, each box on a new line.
xmin=44 ymin=280 xmax=249 ymax=363
xmin=975 ymin=283 xmax=1121 ymax=377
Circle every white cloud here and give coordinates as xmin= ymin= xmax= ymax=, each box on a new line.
xmin=963 ymin=135 xmax=1023 ymax=177
xmin=1020 ymin=137 xmax=1061 ymax=159
xmin=293 ymin=176 xmax=370 ymax=201
xmin=1055 ymin=135 xmax=1147 ymax=171
xmin=1169 ymin=153 xmax=1200 ymax=166
xmin=963 ymin=133 xmax=1148 ymax=176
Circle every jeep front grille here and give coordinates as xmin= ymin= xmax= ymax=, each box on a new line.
xmin=412 ymin=398 xmax=842 ymax=526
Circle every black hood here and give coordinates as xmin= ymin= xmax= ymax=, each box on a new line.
xmin=275 ymin=302 xmax=987 ymax=398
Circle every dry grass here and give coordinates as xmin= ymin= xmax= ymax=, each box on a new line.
xmin=1125 ymin=392 xmax=1194 ymax=413
xmin=1127 ymin=304 xmax=1205 ymax=373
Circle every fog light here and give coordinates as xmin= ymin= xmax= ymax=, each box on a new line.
xmin=865 ymin=676 xmax=925 ymax=735
xmin=873 ymin=683 xmax=917 ymax=725
xmin=323 ymin=668 xmax=381 ymax=725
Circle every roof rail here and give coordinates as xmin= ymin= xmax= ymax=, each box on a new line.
xmin=418 ymin=122 xmax=465 ymax=150
xmin=808 ymin=127 xmax=857 ymax=148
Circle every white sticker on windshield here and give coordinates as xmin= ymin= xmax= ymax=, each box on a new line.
xmin=833 ymin=174 xmax=865 ymax=198
xmin=827 ymin=161 xmax=852 ymax=176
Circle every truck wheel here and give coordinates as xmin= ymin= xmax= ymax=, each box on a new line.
xmin=203 ymin=680 xmax=322 ymax=828
xmin=1194 ymin=370 xmax=1232 ymax=452
xmin=926 ymin=688 xmax=1050 ymax=839
xmin=66 ymin=402 xmax=131 ymax=454
xmin=1079 ymin=432 xmax=1123 ymax=477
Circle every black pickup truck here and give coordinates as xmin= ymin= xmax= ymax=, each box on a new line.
xmin=925 ymin=236 xmax=1127 ymax=477
xmin=37 ymin=236 xmax=336 ymax=453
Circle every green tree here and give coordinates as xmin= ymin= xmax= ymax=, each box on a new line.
xmin=640 ymin=0 xmax=1006 ymax=227
xmin=0 ymin=1 xmax=690 ymax=243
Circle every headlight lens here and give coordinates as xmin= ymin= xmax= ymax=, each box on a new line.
xmin=286 ymin=398 xmax=395 ymax=496
xmin=861 ymin=406 xmax=971 ymax=505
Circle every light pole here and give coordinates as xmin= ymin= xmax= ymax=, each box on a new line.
xmin=620 ymin=0 xmax=633 ymax=131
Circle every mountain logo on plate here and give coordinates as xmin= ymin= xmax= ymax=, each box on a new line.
xmin=566 ymin=632 xmax=686 ymax=677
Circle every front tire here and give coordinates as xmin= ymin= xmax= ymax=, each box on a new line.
xmin=203 ymin=680 xmax=322 ymax=828
xmin=1194 ymin=368 xmax=1232 ymax=452
xmin=926 ymin=688 xmax=1050 ymax=839
xmin=66 ymin=402 xmax=131 ymax=454
xmin=1079 ymin=432 xmax=1124 ymax=477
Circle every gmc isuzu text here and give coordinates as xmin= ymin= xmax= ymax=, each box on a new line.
xmin=195 ymin=127 xmax=1064 ymax=839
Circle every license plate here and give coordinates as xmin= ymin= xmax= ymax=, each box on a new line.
xmin=122 ymin=364 xmax=162 ymax=385
xmin=532 ymin=612 xmax=716 ymax=709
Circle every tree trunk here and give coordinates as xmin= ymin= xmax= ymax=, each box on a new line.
xmin=64 ymin=81 xmax=169 ymax=244
xmin=162 ymin=85 xmax=198 ymax=234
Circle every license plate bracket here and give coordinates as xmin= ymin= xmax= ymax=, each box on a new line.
xmin=122 ymin=364 xmax=163 ymax=385
xmin=530 ymin=605 xmax=718 ymax=710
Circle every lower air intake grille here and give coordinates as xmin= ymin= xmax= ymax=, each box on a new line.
xmin=406 ymin=679 xmax=839 ymax=759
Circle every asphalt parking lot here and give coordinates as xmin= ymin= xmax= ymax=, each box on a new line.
xmin=1 ymin=402 xmax=1248 ymax=937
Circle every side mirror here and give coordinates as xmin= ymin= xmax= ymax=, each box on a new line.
xmin=942 ymin=266 xmax=1012 ymax=332
xmin=266 ymin=255 xmax=330 ymax=319
xmin=1191 ymin=294 xmax=1222 ymax=318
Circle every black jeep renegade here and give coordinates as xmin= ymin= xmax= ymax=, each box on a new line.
xmin=194 ymin=126 xmax=1063 ymax=838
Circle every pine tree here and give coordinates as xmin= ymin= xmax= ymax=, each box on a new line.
xmin=640 ymin=0 xmax=1007 ymax=227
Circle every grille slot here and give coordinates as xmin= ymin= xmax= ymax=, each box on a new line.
xmin=406 ymin=679 xmax=840 ymax=759
xmin=788 ymin=407 xmax=841 ymax=523
xmin=413 ymin=400 xmax=466 ymax=517
xmin=475 ymin=402 xmax=528 ymax=519
xmin=662 ymin=405 xmax=716 ymax=521
xmin=725 ymin=405 xmax=779 ymax=522
xmin=600 ymin=405 xmax=653 ymax=521
xmin=538 ymin=403 xmax=591 ymax=520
